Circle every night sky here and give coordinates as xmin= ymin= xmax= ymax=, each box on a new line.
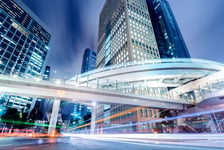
xmin=21 ymin=0 xmax=224 ymax=78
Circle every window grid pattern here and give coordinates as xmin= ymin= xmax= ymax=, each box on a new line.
xmin=0 ymin=10 xmax=49 ymax=77
xmin=127 ymin=0 xmax=160 ymax=61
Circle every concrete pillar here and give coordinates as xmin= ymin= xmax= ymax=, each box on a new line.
xmin=48 ymin=99 xmax=61 ymax=135
xmin=90 ymin=103 xmax=97 ymax=134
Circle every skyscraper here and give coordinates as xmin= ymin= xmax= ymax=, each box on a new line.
xmin=96 ymin=0 xmax=161 ymax=133
xmin=81 ymin=48 xmax=96 ymax=73
xmin=75 ymin=48 xmax=96 ymax=118
xmin=67 ymin=48 xmax=96 ymax=122
xmin=73 ymin=104 xmax=88 ymax=118
xmin=0 ymin=0 xmax=51 ymax=77
xmin=97 ymin=0 xmax=160 ymax=68
xmin=146 ymin=0 xmax=190 ymax=58
xmin=0 ymin=0 xmax=51 ymax=112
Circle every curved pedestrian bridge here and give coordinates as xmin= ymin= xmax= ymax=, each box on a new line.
xmin=0 ymin=59 xmax=223 ymax=110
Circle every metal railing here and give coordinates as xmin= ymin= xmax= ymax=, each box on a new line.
xmin=1 ymin=73 xmax=223 ymax=105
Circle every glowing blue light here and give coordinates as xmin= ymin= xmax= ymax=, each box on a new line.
xmin=0 ymin=106 xmax=6 ymax=116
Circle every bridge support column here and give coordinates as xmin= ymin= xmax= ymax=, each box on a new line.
xmin=90 ymin=103 xmax=97 ymax=134
xmin=48 ymin=99 xmax=61 ymax=135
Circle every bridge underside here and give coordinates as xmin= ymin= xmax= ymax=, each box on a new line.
xmin=0 ymin=76 xmax=189 ymax=110
xmin=1 ymin=59 xmax=223 ymax=110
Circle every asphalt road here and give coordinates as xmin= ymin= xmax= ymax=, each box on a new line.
xmin=0 ymin=137 xmax=223 ymax=150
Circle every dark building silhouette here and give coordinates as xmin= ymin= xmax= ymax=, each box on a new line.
xmin=81 ymin=48 xmax=96 ymax=73
xmin=147 ymin=0 xmax=190 ymax=58
xmin=73 ymin=104 xmax=88 ymax=118
xmin=73 ymin=48 xmax=97 ymax=119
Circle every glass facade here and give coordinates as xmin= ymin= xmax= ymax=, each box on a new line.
xmin=73 ymin=104 xmax=88 ymax=118
xmin=0 ymin=0 xmax=50 ymax=77
xmin=78 ymin=48 xmax=96 ymax=119
xmin=97 ymin=0 xmax=160 ymax=68
xmin=0 ymin=95 xmax=32 ymax=112
xmin=81 ymin=48 xmax=96 ymax=73
xmin=0 ymin=0 xmax=51 ymax=112
xmin=127 ymin=0 xmax=160 ymax=61
xmin=96 ymin=0 xmax=161 ymax=133
xmin=146 ymin=0 xmax=190 ymax=58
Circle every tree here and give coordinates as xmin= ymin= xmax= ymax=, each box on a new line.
xmin=1 ymin=108 xmax=20 ymax=121
xmin=1 ymin=108 xmax=20 ymax=131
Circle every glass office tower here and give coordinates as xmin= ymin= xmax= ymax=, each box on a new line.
xmin=0 ymin=0 xmax=51 ymax=77
xmin=0 ymin=0 xmax=51 ymax=112
xmin=146 ymin=0 xmax=190 ymax=58
xmin=97 ymin=0 xmax=160 ymax=68
xmin=74 ymin=48 xmax=96 ymax=119
xmin=73 ymin=104 xmax=88 ymax=118
xmin=96 ymin=0 xmax=161 ymax=133
xmin=81 ymin=48 xmax=96 ymax=73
